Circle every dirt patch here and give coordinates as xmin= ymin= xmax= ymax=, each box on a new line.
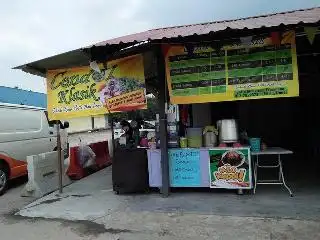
xmin=2 ymin=210 xmax=43 ymax=225
xmin=20 ymin=196 xmax=70 ymax=211
xmin=70 ymin=194 xmax=91 ymax=198
xmin=38 ymin=198 xmax=63 ymax=205
xmin=8 ymin=197 xmax=64 ymax=214
xmin=2 ymin=212 xmax=133 ymax=237
xmin=65 ymin=220 xmax=133 ymax=237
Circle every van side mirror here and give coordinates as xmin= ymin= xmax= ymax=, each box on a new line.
xmin=63 ymin=121 xmax=70 ymax=129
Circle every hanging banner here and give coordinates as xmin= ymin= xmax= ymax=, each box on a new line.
xmin=47 ymin=54 xmax=147 ymax=120
xmin=209 ymin=148 xmax=252 ymax=189
xmin=165 ymin=31 xmax=299 ymax=104
xmin=304 ymin=27 xmax=318 ymax=45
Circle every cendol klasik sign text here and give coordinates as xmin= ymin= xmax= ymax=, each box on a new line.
xmin=47 ymin=54 xmax=147 ymax=120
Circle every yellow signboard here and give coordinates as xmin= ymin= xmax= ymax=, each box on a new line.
xmin=165 ymin=31 xmax=299 ymax=104
xmin=47 ymin=54 xmax=146 ymax=120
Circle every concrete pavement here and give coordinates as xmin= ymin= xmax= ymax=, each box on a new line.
xmin=1 ymin=129 xmax=320 ymax=240
xmin=12 ymin=167 xmax=320 ymax=240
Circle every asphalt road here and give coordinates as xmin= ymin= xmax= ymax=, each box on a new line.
xmin=0 ymin=176 xmax=33 ymax=215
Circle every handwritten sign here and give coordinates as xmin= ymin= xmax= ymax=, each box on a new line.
xmin=169 ymin=149 xmax=201 ymax=187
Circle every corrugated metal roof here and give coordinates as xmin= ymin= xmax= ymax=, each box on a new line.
xmin=15 ymin=7 xmax=320 ymax=77
xmin=92 ymin=7 xmax=320 ymax=47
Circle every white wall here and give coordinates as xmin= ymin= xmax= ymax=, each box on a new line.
xmin=94 ymin=115 xmax=108 ymax=129
xmin=66 ymin=117 xmax=92 ymax=133
xmin=66 ymin=115 xmax=108 ymax=133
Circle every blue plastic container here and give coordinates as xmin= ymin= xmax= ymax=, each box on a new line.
xmin=249 ymin=138 xmax=261 ymax=152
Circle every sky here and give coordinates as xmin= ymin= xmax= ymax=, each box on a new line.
xmin=0 ymin=0 xmax=319 ymax=93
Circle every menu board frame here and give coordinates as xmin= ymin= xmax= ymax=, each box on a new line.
xmin=165 ymin=31 xmax=299 ymax=104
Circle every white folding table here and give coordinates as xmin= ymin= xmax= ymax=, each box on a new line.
xmin=251 ymin=147 xmax=293 ymax=197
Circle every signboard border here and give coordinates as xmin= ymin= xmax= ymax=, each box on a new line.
xmin=208 ymin=147 xmax=252 ymax=189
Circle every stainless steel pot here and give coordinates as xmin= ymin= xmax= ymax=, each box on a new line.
xmin=217 ymin=119 xmax=239 ymax=143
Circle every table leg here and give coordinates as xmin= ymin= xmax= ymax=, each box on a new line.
xmin=253 ymin=155 xmax=258 ymax=194
xmin=278 ymin=157 xmax=282 ymax=182
xmin=237 ymin=189 xmax=244 ymax=195
xmin=278 ymin=154 xmax=293 ymax=197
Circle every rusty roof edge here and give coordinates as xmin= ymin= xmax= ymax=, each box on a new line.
xmin=14 ymin=6 xmax=320 ymax=76
xmin=16 ymin=65 xmax=46 ymax=78
xmin=152 ymin=6 xmax=320 ymax=30
xmin=93 ymin=7 xmax=320 ymax=47
xmin=13 ymin=48 xmax=84 ymax=69
xmin=13 ymin=41 xmax=152 ymax=76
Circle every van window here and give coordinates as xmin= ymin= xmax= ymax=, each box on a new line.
xmin=0 ymin=107 xmax=42 ymax=133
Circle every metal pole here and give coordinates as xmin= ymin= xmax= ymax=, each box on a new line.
xmin=110 ymin=115 xmax=115 ymax=158
xmin=155 ymin=45 xmax=170 ymax=197
xmin=56 ymin=122 xmax=63 ymax=194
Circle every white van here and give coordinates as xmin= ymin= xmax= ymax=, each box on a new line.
xmin=0 ymin=103 xmax=68 ymax=195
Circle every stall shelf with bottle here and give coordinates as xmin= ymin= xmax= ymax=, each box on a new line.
xmin=147 ymin=109 xmax=253 ymax=190
xmin=147 ymin=146 xmax=252 ymax=189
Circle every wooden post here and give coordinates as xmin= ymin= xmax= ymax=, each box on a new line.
xmin=56 ymin=122 xmax=63 ymax=194
xmin=155 ymin=45 xmax=170 ymax=197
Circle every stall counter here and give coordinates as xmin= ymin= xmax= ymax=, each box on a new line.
xmin=147 ymin=147 xmax=252 ymax=189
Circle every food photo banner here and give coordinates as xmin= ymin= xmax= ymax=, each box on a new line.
xmin=209 ymin=148 xmax=252 ymax=189
xmin=47 ymin=54 xmax=147 ymax=120
xmin=165 ymin=31 xmax=299 ymax=104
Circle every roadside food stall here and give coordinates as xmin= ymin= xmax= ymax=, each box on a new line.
xmin=15 ymin=7 xmax=320 ymax=197
xmin=147 ymin=30 xmax=300 ymax=195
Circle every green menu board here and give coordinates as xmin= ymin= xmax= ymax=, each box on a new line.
xmin=165 ymin=31 xmax=299 ymax=104
xmin=228 ymin=45 xmax=293 ymax=98
xmin=169 ymin=51 xmax=226 ymax=96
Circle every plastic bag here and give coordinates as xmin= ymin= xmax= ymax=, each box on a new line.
xmin=78 ymin=140 xmax=96 ymax=168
